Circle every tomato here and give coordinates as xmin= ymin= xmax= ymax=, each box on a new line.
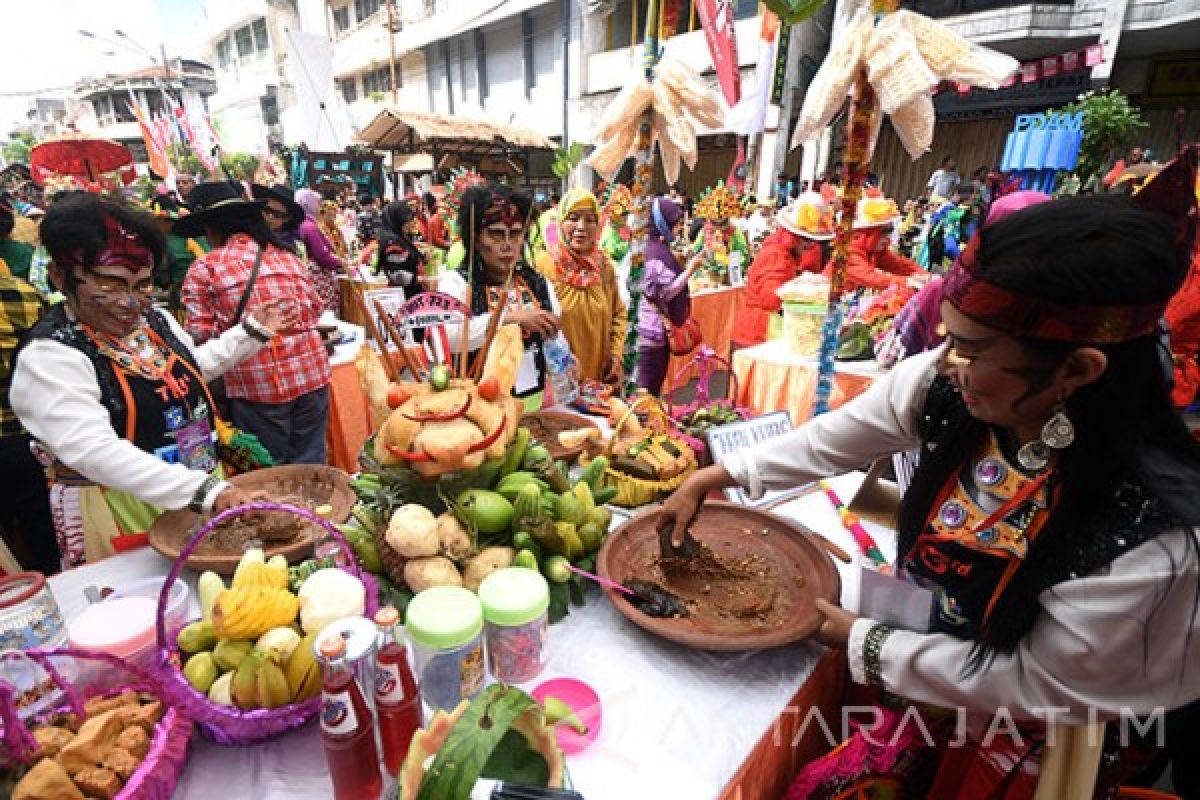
xmin=477 ymin=376 xmax=500 ymax=402
xmin=386 ymin=383 xmax=411 ymax=409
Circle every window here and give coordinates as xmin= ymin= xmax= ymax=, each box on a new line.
xmin=92 ymin=95 xmax=113 ymax=124
xmin=235 ymin=25 xmax=254 ymax=58
xmin=354 ymin=0 xmax=381 ymax=23
xmin=362 ymin=66 xmax=392 ymax=96
xmin=333 ymin=5 xmax=351 ymax=31
xmin=216 ymin=37 xmax=231 ymax=68
xmin=253 ymin=18 xmax=269 ymax=51
xmin=608 ymin=0 xmax=760 ymax=49
xmin=339 ymin=77 xmax=358 ymax=103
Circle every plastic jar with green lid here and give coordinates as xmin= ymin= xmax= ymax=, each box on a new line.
xmin=477 ymin=568 xmax=549 ymax=684
xmin=405 ymin=587 xmax=485 ymax=712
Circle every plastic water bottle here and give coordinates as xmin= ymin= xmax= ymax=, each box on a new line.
xmin=543 ymin=334 xmax=579 ymax=408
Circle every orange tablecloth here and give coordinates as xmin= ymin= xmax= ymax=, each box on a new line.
xmin=666 ymin=285 xmax=745 ymax=380
xmin=732 ymin=340 xmax=886 ymax=424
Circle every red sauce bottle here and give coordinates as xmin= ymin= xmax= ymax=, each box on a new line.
xmin=373 ymin=606 xmax=422 ymax=776
xmin=319 ymin=634 xmax=383 ymax=799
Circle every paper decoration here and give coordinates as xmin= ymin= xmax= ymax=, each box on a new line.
xmin=1085 ymin=43 xmax=1105 ymax=67
xmin=1041 ymin=56 xmax=1059 ymax=77
xmin=1021 ymin=62 xmax=1040 ymax=84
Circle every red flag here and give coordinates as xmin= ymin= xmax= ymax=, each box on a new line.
xmin=1085 ymin=43 xmax=1104 ymax=66
xmin=695 ymin=0 xmax=741 ymax=107
xmin=1020 ymin=62 xmax=1040 ymax=84
xmin=1062 ymin=51 xmax=1081 ymax=72
xmin=128 ymin=92 xmax=172 ymax=179
xmin=1041 ymin=56 xmax=1059 ymax=77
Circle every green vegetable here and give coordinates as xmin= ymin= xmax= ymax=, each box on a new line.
xmin=577 ymin=521 xmax=603 ymax=553
xmin=429 ymin=364 xmax=452 ymax=390
xmin=543 ymin=555 xmax=571 ymax=584
xmin=351 ymin=504 xmax=381 ymax=534
xmin=513 ymin=549 xmax=540 ymax=571
xmin=453 ymin=489 xmax=514 ymax=535
xmin=523 ymin=446 xmax=572 ymax=494
xmin=523 ymin=444 xmax=551 ymax=469
xmin=554 ymin=493 xmax=584 ymax=526
xmin=287 ymin=555 xmax=337 ymax=592
xmin=511 ymin=531 xmax=542 ymax=561
xmin=592 ymin=485 xmax=618 ymax=505
xmin=336 ymin=524 xmax=384 ymax=573
xmin=496 ymin=426 xmax=530 ymax=478
xmin=578 ymin=456 xmax=608 ymax=490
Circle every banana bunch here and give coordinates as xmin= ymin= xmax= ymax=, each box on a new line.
xmin=179 ymin=625 xmax=322 ymax=710
xmin=212 ymin=585 xmax=299 ymax=640
xmin=587 ymin=54 xmax=724 ymax=185
xmin=232 ymin=548 xmax=289 ymax=589
xmin=207 ymin=549 xmax=301 ymax=640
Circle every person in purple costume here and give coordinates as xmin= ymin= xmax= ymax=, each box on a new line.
xmin=636 ymin=196 xmax=703 ymax=394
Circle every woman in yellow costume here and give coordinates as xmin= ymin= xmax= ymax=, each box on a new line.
xmin=536 ymin=189 xmax=628 ymax=385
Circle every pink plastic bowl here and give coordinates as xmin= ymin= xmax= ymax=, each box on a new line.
xmin=531 ymin=677 xmax=602 ymax=755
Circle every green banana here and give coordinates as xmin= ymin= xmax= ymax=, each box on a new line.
xmin=592 ymin=485 xmax=618 ymax=505
xmin=497 ymin=427 xmax=531 ymax=479
xmin=542 ymin=694 xmax=588 ymax=734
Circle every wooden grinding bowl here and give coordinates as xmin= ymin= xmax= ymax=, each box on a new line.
xmin=595 ymin=502 xmax=844 ymax=651
xmin=148 ymin=465 xmax=356 ymax=575
xmin=522 ymin=409 xmax=601 ymax=464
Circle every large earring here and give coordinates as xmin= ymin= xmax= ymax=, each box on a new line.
xmin=1017 ymin=403 xmax=1073 ymax=471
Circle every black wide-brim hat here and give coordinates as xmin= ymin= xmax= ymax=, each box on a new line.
xmin=251 ymin=183 xmax=304 ymax=230
xmin=172 ymin=181 xmax=266 ymax=238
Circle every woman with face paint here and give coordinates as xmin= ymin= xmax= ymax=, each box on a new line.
xmin=439 ymin=183 xmax=561 ymax=410
xmin=660 ymin=150 xmax=1200 ymax=797
xmin=9 ymin=194 xmax=296 ymax=568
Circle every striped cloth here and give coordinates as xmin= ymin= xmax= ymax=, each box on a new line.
xmin=0 ymin=273 xmax=48 ymax=437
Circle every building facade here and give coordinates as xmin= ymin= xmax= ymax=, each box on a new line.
xmin=74 ymin=61 xmax=217 ymax=166
xmin=203 ymin=0 xmax=306 ymax=154
xmin=862 ymin=0 xmax=1200 ymax=201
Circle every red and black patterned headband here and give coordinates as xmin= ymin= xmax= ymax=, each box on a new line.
xmin=481 ymin=196 xmax=523 ymax=228
xmin=67 ymin=215 xmax=155 ymax=272
xmin=945 ymin=145 xmax=1198 ymax=345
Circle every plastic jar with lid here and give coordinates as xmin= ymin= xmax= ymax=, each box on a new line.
xmin=405 ymin=587 xmax=485 ymax=712
xmin=477 ymin=568 xmax=549 ymax=684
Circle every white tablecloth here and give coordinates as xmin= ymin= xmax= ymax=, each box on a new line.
xmin=47 ymin=472 xmax=895 ymax=800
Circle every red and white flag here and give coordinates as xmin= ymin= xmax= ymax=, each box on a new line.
xmin=695 ymin=0 xmax=741 ymax=108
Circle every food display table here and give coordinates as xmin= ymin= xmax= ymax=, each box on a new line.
xmin=731 ymin=340 xmax=888 ymax=424
xmin=46 ymin=472 xmax=893 ymax=800
xmin=666 ymin=285 xmax=745 ymax=378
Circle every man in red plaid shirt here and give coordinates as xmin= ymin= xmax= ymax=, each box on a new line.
xmin=179 ymin=183 xmax=332 ymax=464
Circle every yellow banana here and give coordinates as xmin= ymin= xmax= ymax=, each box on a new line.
xmin=212 ymin=586 xmax=299 ymax=640
xmin=255 ymin=655 xmax=292 ymax=709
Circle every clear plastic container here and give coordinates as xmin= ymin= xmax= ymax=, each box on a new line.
xmin=107 ymin=576 xmax=190 ymax=636
xmin=0 ymin=572 xmax=67 ymax=653
xmin=405 ymin=587 xmax=485 ymax=713
xmin=782 ymin=301 xmax=826 ymax=356
xmin=67 ymin=596 xmax=158 ymax=692
xmin=478 ymin=568 xmax=549 ymax=684
xmin=543 ymin=334 xmax=580 ymax=407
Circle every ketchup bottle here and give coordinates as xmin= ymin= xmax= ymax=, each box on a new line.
xmin=373 ymin=606 xmax=422 ymax=776
xmin=319 ymin=634 xmax=383 ymax=799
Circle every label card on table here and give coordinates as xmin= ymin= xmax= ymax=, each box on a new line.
xmin=706 ymin=411 xmax=815 ymax=507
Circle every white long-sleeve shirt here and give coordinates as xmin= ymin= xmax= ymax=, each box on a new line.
xmin=723 ymin=346 xmax=1200 ymax=724
xmin=11 ymin=310 xmax=265 ymax=512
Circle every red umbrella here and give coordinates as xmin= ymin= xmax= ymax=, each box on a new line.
xmin=30 ymin=136 xmax=135 ymax=187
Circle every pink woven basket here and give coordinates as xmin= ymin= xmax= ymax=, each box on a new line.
xmin=0 ymin=647 xmax=193 ymax=800
xmin=152 ymin=501 xmax=377 ymax=745
xmin=663 ymin=346 xmax=752 ymax=464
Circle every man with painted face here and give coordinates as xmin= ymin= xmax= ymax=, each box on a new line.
xmin=10 ymin=194 xmax=297 ymax=568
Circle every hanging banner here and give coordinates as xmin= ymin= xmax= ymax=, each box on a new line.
xmin=128 ymin=92 xmax=172 ymax=180
xmin=1020 ymin=62 xmax=1040 ymax=84
xmin=1041 ymin=56 xmax=1059 ymax=77
xmin=1062 ymin=51 xmax=1081 ymax=72
xmin=695 ymin=0 xmax=742 ymax=107
xmin=1085 ymin=43 xmax=1104 ymax=67
xmin=770 ymin=21 xmax=792 ymax=106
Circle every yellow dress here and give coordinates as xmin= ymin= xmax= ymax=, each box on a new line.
xmin=536 ymin=245 xmax=627 ymax=383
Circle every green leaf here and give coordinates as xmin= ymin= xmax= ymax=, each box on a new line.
xmin=481 ymin=728 xmax=551 ymax=785
xmin=547 ymin=581 xmax=570 ymax=624
xmin=761 ymin=0 xmax=828 ymax=24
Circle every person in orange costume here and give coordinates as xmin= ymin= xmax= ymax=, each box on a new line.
xmin=732 ymin=191 xmax=834 ymax=348
xmin=1166 ymin=238 xmax=1200 ymax=408
xmin=826 ymin=192 xmax=926 ymax=291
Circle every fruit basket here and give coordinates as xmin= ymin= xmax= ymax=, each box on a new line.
xmin=0 ymin=647 xmax=193 ymax=800
xmin=663 ymin=346 xmax=752 ymax=465
xmin=602 ymin=394 xmax=697 ymax=508
xmin=152 ymin=502 xmax=376 ymax=745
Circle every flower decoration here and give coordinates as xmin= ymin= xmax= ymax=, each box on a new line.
xmin=694 ymin=182 xmax=751 ymax=221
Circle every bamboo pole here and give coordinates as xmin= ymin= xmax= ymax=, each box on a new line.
xmin=353 ymin=282 xmax=399 ymax=382
xmin=458 ymin=285 xmax=472 ymax=378
xmin=373 ymin=298 xmax=423 ymax=380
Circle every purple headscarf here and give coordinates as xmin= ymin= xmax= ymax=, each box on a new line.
xmin=295 ymin=188 xmax=321 ymax=218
